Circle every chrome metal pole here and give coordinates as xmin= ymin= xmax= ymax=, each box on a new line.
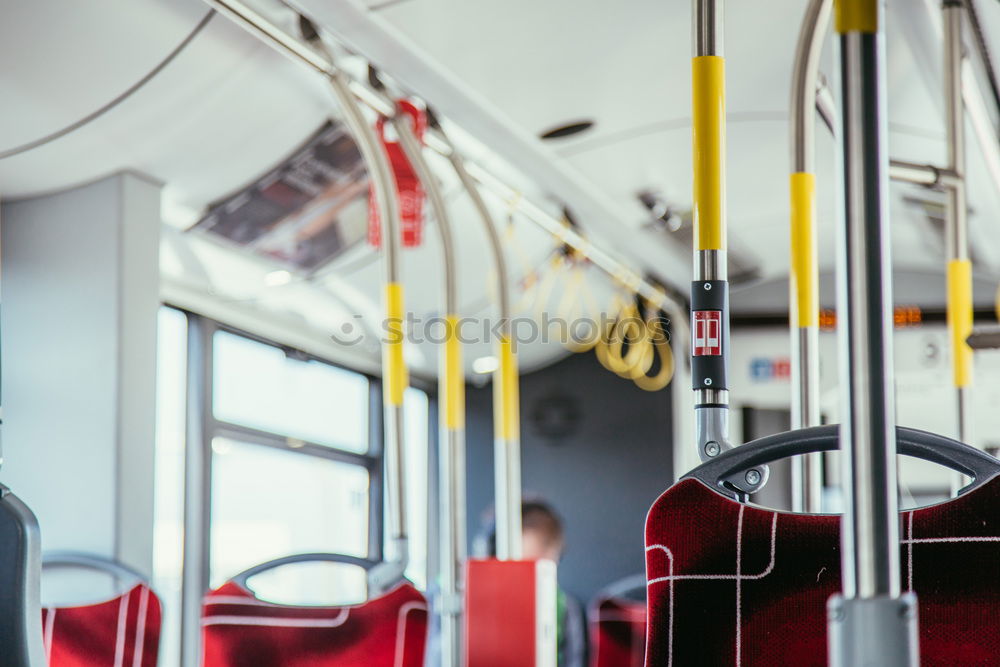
xmin=839 ymin=26 xmax=899 ymax=602
xmin=180 ymin=318 xmax=213 ymax=667
xmin=394 ymin=114 xmax=465 ymax=667
xmin=791 ymin=0 xmax=832 ymax=174
xmin=789 ymin=0 xmax=831 ymax=513
xmin=889 ymin=159 xmax=960 ymax=188
xmin=693 ymin=0 xmax=723 ymax=58
xmin=691 ymin=0 xmax=731 ymax=460
xmin=828 ymin=2 xmax=917 ymax=664
xmin=690 ymin=0 xmax=765 ymax=495
xmin=326 ymin=65 xmax=410 ymax=583
xmin=444 ymin=146 xmax=522 ymax=561
xmin=943 ymin=3 xmax=973 ymax=493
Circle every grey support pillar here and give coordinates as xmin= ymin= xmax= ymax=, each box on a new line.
xmin=1 ymin=171 xmax=161 ymax=577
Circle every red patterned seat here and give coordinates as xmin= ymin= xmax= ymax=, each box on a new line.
xmin=201 ymin=580 xmax=428 ymax=667
xmin=645 ymin=476 xmax=1000 ymax=666
xmin=41 ymin=582 xmax=161 ymax=667
xmin=590 ymin=595 xmax=646 ymax=667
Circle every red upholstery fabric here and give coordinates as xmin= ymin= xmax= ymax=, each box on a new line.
xmin=42 ymin=583 xmax=161 ymax=667
xmin=201 ymin=580 xmax=428 ymax=667
xmin=590 ymin=596 xmax=646 ymax=667
xmin=645 ymin=476 xmax=1000 ymax=666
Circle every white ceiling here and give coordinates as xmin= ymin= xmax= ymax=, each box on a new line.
xmin=2 ymin=0 xmax=999 ymax=375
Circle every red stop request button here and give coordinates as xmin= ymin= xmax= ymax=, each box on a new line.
xmin=693 ymin=310 xmax=722 ymax=356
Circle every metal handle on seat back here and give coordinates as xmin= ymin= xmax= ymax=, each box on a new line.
xmin=683 ymin=424 xmax=1000 ymax=502
xmin=42 ymin=552 xmax=150 ymax=585
xmin=596 ymin=574 xmax=648 ymax=601
xmin=230 ymin=553 xmax=408 ymax=598
xmin=230 ymin=553 xmax=379 ymax=589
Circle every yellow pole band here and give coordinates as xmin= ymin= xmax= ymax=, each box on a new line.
xmin=494 ymin=336 xmax=520 ymax=441
xmin=443 ymin=315 xmax=465 ymax=430
xmin=835 ymin=0 xmax=877 ymax=34
xmin=692 ymin=55 xmax=726 ymax=251
xmin=384 ymin=282 xmax=408 ymax=406
xmin=790 ymin=172 xmax=819 ymax=329
xmin=947 ymin=259 xmax=973 ymax=388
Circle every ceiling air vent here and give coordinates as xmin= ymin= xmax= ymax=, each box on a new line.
xmin=539 ymin=120 xmax=595 ymax=140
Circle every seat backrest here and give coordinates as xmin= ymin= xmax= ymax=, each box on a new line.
xmin=644 ymin=476 xmax=1000 ymax=666
xmin=201 ymin=580 xmax=428 ymax=667
xmin=41 ymin=582 xmax=161 ymax=667
xmin=0 ymin=486 xmax=45 ymax=667
xmin=589 ymin=595 xmax=645 ymax=667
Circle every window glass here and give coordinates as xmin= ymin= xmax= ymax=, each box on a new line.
xmin=213 ymin=330 xmax=369 ymax=452
xmin=384 ymin=388 xmax=429 ymax=589
xmin=210 ymin=438 xmax=370 ymax=591
xmin=152 ymin=307 xmax=188 ymax=667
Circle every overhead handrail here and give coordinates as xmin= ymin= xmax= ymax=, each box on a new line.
xmin=201 ymin=0 xmax=688 ymax=369
xmin=392 ymin=104 xmax=466 ymax=667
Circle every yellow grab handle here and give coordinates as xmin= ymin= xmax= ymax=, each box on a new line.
xmin=494 ymin=336 xmax=520 ymax=441
xmin=443 ymin=315 xmax=465 ymax=430
xmin=835 ymin=0 xmax=878 ymax=34
xmin=790 ymin=172 xmax=819 ymax=329
xmin=692 ymin=56 xmax=727 ymax=252
xmin=947 ymin=259 xmax=973 ymax=388
xmin=384 ymin=282 xmax=408 ymax=406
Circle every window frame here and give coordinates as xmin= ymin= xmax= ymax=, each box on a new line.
xmin=171 ymin=308 xmax=441 ymax=664
xmin=201 ymin=316 xmax=385 ymax=566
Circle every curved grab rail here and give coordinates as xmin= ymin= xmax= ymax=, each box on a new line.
xmin=684 ymin=424 xmax=1000 ymax=502
xmin=42 ymin=551 xmax=150 ymax=586
xmin=594 ymin=574 xmax=647 ymax=602
xmin=229 ymin=553 xmax=379 ymax=590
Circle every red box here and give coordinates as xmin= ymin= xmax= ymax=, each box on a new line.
xmin=464 ymin=559 xmax=557 ymax=667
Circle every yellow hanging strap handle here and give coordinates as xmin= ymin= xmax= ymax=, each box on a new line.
xmin=612 ymin=300 xmax=653 ymax=378
xmin=596 ymin=293 xmax=633 ymax=376
xmin=443 ymin=314 xmax=465 ymax=429
xmin=384 ymin=282 xmax=409 ymax=406
xmin=692 ymin=55 xmax=727 ymax=252
xmin=562 ymin=264 xmax=602 ymax=354
xmin=947 ymin=259 xmax=973 ymax=388
xmin=530 ymin=254 xmax=566 ymax=322
xmin=632 ymin=306 xmax=675 ymax=392
xmin=494 ymin=335 xmax=520 ymax=441
xmin=790 ymin=172 xmax=819 ymax=328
